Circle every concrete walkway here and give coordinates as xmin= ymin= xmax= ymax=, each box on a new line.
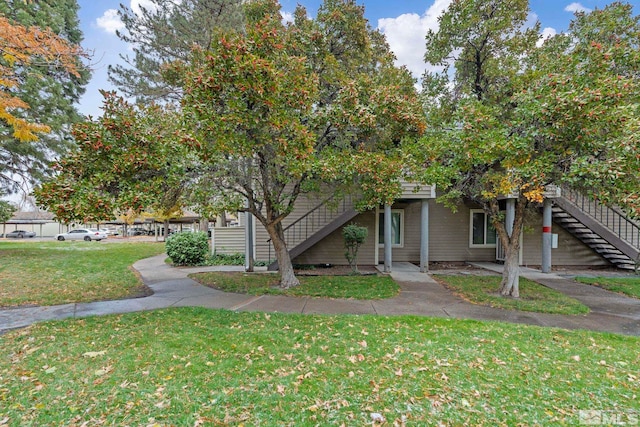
xmin=1 ymin=255 xmax=639 ymax=336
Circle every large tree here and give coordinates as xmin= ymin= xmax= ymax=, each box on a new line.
xmin=109 ymin=0 xmax=244 ymax=104
xmin=415 ymin=0 xmax=639 ymax=297
xmin=182 ymin=0 xmax=425 ymax=288
xmin=0 ymin=0 xmax=89 ymax=194
xmin=34 ymin=92 xmax=190 ymax=228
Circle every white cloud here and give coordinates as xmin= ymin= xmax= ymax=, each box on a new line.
xmin=131 ymin=0 xmax=158 ymax=16
xmin=377 ymin=0 xmax=452 ymax=79
xmin=537 ymin=27 xmax=558 ymax=47
xmin=281 ymin=11 xmax=294 ymax=24
xmin=564 ymin=2 xmax=591 ymax=13
xmin=96 ymin=1 xmax=158 ymax=35
xmin=96 ymin=9 xmax=124 ymax=34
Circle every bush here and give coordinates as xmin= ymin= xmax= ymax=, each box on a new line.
xmin=165 ymin=232 xmax=209 ymax=266
xmin=208 ymin=252 xmax=245 ymax=266
xmin=343 ymin=223 xmax=368 ymax=273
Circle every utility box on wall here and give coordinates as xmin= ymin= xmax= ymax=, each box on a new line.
xmin=552 ymin=233 xmax=558 ymax=249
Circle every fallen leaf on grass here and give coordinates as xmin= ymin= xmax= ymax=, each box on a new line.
xmin=94 ymin=365 xmax=113 ymax=376
xmin=83 ymin=351 xmax=106 ymax=358
xmin=370 ymin=412 xmax=386 ymax=423
xmin=348 ymin=354 xmax=365 ymax=363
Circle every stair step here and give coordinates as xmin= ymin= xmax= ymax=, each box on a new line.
xmin=606 ymin=256 xmax=632 ymax=262
xmin=557 ymin=223 xmax=583 ymax=229
xmin=602 ymin=254 xmax=632 ymax=261
xmin=555 ymin=220 xmax=581 ymax=227
xmin=569 ymin=227 xmax=595 ymax=232
xmin=593 ymin=247 xmax=623 ymax=254
xmin=581 ymin=238 xmax=608 ymax=243
xmin=553 ymin=196 xmax=639 ymax=271
xmin=577 ymin=234 xmax=605 ymax=240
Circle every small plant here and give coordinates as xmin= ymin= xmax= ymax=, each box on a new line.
xmin=208 ymin=252 xmax=245 ymax=266
xmin=166 ymin=231 xmax=209 ymax=266
xmin=343 ymin=223 xmax=368 ymax=273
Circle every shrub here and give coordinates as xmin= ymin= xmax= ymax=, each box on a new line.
xmin=166 ymin=232 xmax=209 ymax=266
xmin=343 ymin=223 xmax=368 ymax=273
xmin=208 ymin=252 xmax=245 ymax=266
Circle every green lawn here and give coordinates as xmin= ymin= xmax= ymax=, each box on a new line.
xmin=434 ymin=274 xmax=589 ymax=315
xmin=1 ymin=307 xmax=637 ymax=426
xmin=576 ymin=276 xmax=640 ymax=299
xmin=0 ymin=241 xmax=166 ymax=307
xmin=190 ymin=271 xmax=400 ymax=299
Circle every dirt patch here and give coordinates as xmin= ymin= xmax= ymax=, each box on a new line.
xmin=294 ymin=265 xmax=379 ymax=276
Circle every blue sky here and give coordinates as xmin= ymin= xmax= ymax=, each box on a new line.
xmin=76 ymin=0 xmax=640 ymax=117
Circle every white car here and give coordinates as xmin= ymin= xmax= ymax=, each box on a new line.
xmin=55 ymin=228 xmax=108 ymax=241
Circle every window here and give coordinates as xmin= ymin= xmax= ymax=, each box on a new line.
xmin=470 ymin=210 xmax=496 ymax=247
xmin=378 ymin=210 xmax=404 ymax=247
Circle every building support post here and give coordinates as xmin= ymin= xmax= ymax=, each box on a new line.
xmin=384 ymin=204 xmax=392 ymax=273
xmin=506 ymin=197 xmax=519 ymax=289
xmin=245 ymin=210 xmax=254 ymax=272
xmin=420 ymin=199 xmax=430 ymax=273
xmin=506 ymin=199 xmax=515 ymax=238
xmin=542 ymin=198 xmax=552 ymax=273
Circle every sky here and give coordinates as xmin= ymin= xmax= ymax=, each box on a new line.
xmin=76 ymin=0 xmax=640 ymax=117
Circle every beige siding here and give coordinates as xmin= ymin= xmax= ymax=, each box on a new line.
xmin=293 ymin=212 xmax=376 ymax=266
xmin=376 ymin=201 xmax=422 ymax=262
xmin=254 ymin=192 xmax=613 ymax=266
xmin=400 ymin=182 xmax=435 ymax=199
xmin=521 ymin=218 xmax=609 ymax=267
xmin=424 ymin=202 xmax=496 ymax=262
xmin=254 ymin=190 xmax=348 ymax=262
xmin=212 ymin=226 xmax=245 ymax=255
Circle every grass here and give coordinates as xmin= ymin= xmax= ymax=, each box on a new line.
xmin=575 ymin=276 xmax=640 ymax=299
xmin=0 ymin=241 xmax=166 ymax=307
xmin=0 ymin=307 xmax=638 ymax=426
xmin=434 ymin=274 xmax=589 ymax=315
xmin=190 ymin=271 xmax=400 ymax=299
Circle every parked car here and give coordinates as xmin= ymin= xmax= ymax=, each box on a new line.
xmin=127 ymin=227 xmax=149 ymax=236
xmin=5 ymin=230 xmax=36 ymax=238
xmin=55 ymin=228 xmax=108 ymax=241
xmin=100 ymin=228 xmax=118 ymax=236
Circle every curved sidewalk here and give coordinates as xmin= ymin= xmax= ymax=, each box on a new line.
xmin=1 ymin=255 xmax=639 ymax=336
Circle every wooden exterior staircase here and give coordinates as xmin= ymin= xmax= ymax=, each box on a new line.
xmin=267 ymin=195 xmax=358 ymax=270
xmin=553 ymin=188 xmax=640 ymax=270
xmin=265 ymin=182 xmax=436 ymax=271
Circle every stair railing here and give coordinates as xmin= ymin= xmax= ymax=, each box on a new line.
xmin=267 ymin=194 xmax=355 ymax=262
xmin=560 ymin=186 xmax=640 ymax=250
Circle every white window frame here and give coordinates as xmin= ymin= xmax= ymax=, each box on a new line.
xmin=378 ymin=209 xmax=404 ymax=248
xmin=469 ymin=209 xmax=497 ymax=248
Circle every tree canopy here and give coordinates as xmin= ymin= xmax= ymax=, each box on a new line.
xmin=109 ymin=0 xmax=244 ymax=104
xmin=34 ymin=92 xmax=189 ymax=225
xmin=182 ymin=0 xmax=425 ymax=287
xmin=0 ymin=0 xmax=89 ymax=195
xmin=414 ymin=0 xmax=639 ymax=296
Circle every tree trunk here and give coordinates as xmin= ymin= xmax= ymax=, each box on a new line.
xmin=163 ymin=219 xmax=170 ymax=240
xmin=499 ymin=243 xmax=520 ymax=298
xmin=267 ymin=221 xmax=299 ymax=289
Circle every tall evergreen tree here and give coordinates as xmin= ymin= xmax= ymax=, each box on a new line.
xmin=0 ymin=0 xmax=90 ymax=195
xmin=109 ymin=0 xmax=244 ymax=104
